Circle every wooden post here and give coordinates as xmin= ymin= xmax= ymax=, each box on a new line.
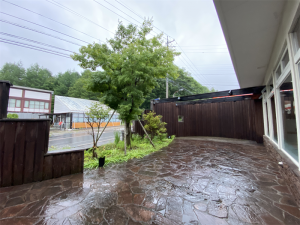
xmin=124 ymin=121 xmax=127 ymax=155
xmin=137 ymin=116 xmax=155 ymax=148
xmin=98 ymin=110 xmax=115 ymax=140
xmin=0 ymin=80 xmax=12 ymax=119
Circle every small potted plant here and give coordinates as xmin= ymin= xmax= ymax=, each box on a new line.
xmin=98 ymin=146 xmax=106 ymax=167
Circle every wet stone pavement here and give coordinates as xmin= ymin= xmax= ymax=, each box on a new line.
xmin=0 ymin=138 xmax=300 ymax=225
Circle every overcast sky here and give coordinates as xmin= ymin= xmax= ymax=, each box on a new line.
xmin=0 ymin=0 xmax=239 ymax=91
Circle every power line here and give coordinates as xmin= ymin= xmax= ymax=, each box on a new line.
xmin=2 ymin=0 xmax=106 ymax=41
xmin=175 ymin=42 xmax=211 ymax=84
xmin=103 ymin=0 xmax=143 ymax=25
xmin=168 ymin=79 xmax=194 ymax=95
xmin=0 ymin=19 xmax=82 ymax=46
xmin=0 ymin=38 xmax=70 ymax=56
xmin=45 ymin=0 xmax=113 ymax=35
xmin=0 ymin=12 xmax=91 ymax=45
xmin=93 ymin=0 xmax=140 ymax=26
xmin=0 ymin=32 xmax=74 ymax=53
xmin=114 ymin=0 xmax=166 ymax=36
xmin=92 ymin=0 xmax=161 ymax=37
xmin=176 ymin=57 xmax=200 ymax=77
xmin=115 ymin=0 xmax=144 ymax=20
xmin=0 ymin=40 xmax=71 ymax=58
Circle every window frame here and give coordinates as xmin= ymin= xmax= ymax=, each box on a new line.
xmin=265 ymin=40 xmax=300 ymax=168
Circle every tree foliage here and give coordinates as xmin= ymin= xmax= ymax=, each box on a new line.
xmin=67 ymin=70 xmax=99 ymax=100
xmin=71 ymin=20 xmax=180 ymax=146
xmin=141 ymin=68 xmax=213 ymax=109
xmin=0 ymin=62 xmax=26 ymax=86
xmin=143 ymin=111 xmax=167 ymax=140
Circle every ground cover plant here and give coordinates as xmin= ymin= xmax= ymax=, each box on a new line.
xmin=84 ymin=134 xmax=175 ymax=169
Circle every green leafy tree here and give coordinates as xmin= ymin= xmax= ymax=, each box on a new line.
xmin=25 ymin=64 xmax=54 ymax=90
xmin=72 ymin=20 xmax=180 ymax=148
xmin=143 ymin=111 xmax=167 ymax=140
xmin=0 ymin=62 xmax=26 ymax=86
xmin=85 ymin=102 xmax=110 ymax=157
xmin=54 ymin=70 xmax=80 ymax=96
xmin=68 ymin=70 xmax=99 ymax=100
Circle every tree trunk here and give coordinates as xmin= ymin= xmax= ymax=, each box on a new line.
xmin=125 ymin=121 xmax=131 ymax=147
xmin=92 ymin=148 xmax=97 ymax=158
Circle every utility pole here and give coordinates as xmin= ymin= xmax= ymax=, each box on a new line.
xmin=166 ymin=36 xmax=175 ymax=98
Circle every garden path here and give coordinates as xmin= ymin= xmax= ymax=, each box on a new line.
xmin=0 ymin=137 xmax=300 ymax=224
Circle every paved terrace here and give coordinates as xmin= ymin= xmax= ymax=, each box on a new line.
xmin=0 ymin=137 xmax=300 ymax=225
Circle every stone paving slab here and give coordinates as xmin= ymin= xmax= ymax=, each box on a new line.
xmin=0 ymin=138 xmax=300 ymax=225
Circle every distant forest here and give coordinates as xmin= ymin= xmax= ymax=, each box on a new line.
xmin=0 ymin=62 xmax=215 ymax=110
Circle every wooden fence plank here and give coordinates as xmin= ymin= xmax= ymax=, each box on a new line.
xmin=13 ymin=122 xmax=26 ymax=185
xmin=61 ymin=153 xmax=71 ymax=176
xmin=79 ymin=151 xmax=84 ymax=173
xmin=23 ymin=122 xmax=37 ymax=184
xmin=43 ymin=156 xmax=53 ymax=180
xmin=0 ymin=122 xmax=5 ymax=187
xmin=2 ymin=122 xmax=17 ymax=187
xmin=33 ymin=121 xmax=46 ymax=182
xmin=53 ymin=154 xmax=62 ymax=178
xmin=44 ymin=121 xmax=50 ymax=154
xmin=71 ymin=153 xmax=79 ymax=174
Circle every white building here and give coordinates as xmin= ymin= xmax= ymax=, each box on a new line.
xmin=214 ymin=0 xmax=300 ymax=169
xmin=53 ymin=95 xmax=121 ymax=129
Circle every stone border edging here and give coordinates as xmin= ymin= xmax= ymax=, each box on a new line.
xmin=263 ymin=135 xmax=300 ymax=207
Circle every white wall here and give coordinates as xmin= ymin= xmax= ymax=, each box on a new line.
xmin=24 ymin=90 xmax=51 ymax=100
xmin=9 ymin=88 xmax=23 ymax=97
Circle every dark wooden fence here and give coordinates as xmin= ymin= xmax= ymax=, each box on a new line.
xmin=0 ymin=119 xmax=84 ymax=188
xmin=134 ymin=98 xmax=264 ymax=143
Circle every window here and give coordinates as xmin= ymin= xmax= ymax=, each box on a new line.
xmin=16 ymin=100 xmax=21 ymax=108
xmin=263 ymin=101 xmax=269 ymax=136
xmin=282 ymin=51 xmax=289 ymax=69
xmin=40 ymin=102 xmax=44 ymax=109
xmin=270 ymin=96 xmax=278 ymax=143
xmin=279 ymin=74 xmax=298 ymax=161
xmin=275 ymin=65 xmax=281 ymax=80
xmin=9 ymin=99 xmax=16 ymax=108
xmin=34 ymin=101 xmax=40 ymax=109
xmin=178 ymin=115 xmax=184 ymax=122
xmin=45 ymin=103 xmax=49 ymax=109
xmin=72 ymin=113 xmax=84 ymax=122
xmin=24 ymin=101 xmax=29 ymax=108
xmin=292 ymin=18 xmax=300 ymax=53
xmin=29 ymin=101 xmax=34 ymax=109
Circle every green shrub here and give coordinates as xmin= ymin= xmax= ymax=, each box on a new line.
xmin=143 ymin=111 xmax=167 ymax=140
xmin=114 ymin=131 xmax=120 ymax=145
xmin=7 ymin=113 xmax=19 ymax=119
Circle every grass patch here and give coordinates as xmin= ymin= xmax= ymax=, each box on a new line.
xmin=84 ymin=135 xmax=175 ymax=169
